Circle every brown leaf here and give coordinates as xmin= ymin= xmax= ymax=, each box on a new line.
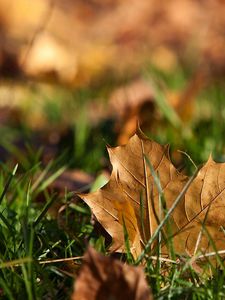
xmin=79 ymin=130 xmax=225 ymax=262
xmin=109 ymin=79 xmax=156 ymax=145
xmin=71 ymin=246 xmax=152 ymax=300
xmin=109 ymin=74 xmax=204 ymax=145
xmin=79 ymin=129 xmax=188 ymax=257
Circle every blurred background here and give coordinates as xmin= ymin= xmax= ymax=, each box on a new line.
xmin=1 ymin=0 xmax=225 ymax=175
xmin=2 ymin=2 xmax=225 ymax=298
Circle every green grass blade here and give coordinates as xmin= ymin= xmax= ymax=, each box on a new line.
xmin=135 ymin=169 xmax=198 ymax=265
xmin=0 ymin=164 xmax=18 ymax=205
xmin=0 ymin=277 xmax=15 ymax=300
xmin=36 ymin=165 xmax=67 ymax=193
xmin=146 ymin=77 xmax=181 ymax=128
xmin=122 ymin=216 xmax=134 ymax=264
xmin=33 ymin=193 xmax=57 ymax=227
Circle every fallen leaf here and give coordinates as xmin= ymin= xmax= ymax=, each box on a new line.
xmin=79 ymin=129 xmax=188 ymax=257
xmin=79 ymin=129 xmax=225 ymax=262
xmin=71 ymin=246 xmax=152 ymax=300
xmin=109 ymin=79 xmax=156 ymax=145
xmin=109 ymin=72 xmax=205 ymax=145
xmin=22 ymin=32 xmax=78 ymax=83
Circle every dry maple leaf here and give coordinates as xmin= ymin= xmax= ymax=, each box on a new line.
xmin=80 ymin=130 xmax=225 ymax=262
xmin=71 ymin=246 xmax=152 ymax=300
xmin=79 ymin=129 xmax=188 ymax=258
